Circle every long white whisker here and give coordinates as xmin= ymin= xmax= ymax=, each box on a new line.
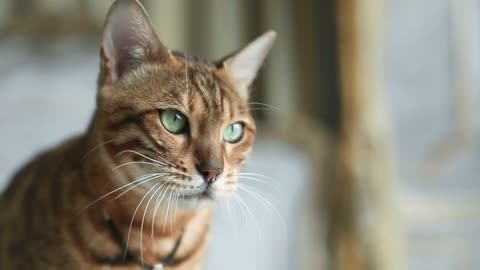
xmin=154 ymin=156 xmax=178 ymax=168
xmin=248 ymin=108 xmax=280 ymax=113
xmin=225 ymin=198 xmax=233 ymax=226
xmin=231 ymin=193 xmax=250 ymax=230
xmin=123 ymin=183 xmax=159 ymax=263
xmin=238 ymin=184 xmax=288 ymax=266
xmin=238 ymin=184 xmax=285 ymax=225
xmin=247 ymin=102 xmax=279 ymax=109
xmin=236 ymin=176 xmax=279 ymax=191
xmin=233 ymin=193 xmax=257 ymax=223
xmin=219 ymin=200 xmax=226 ymax=218
xmin=233 ymin=193 xmax=262 ymax=242
xmin=173 ymin=187 xmax=182 ymax=223
xmin=113 ymin=161 xmax=165 ymax=170
xmin=232 ymin=194 xmax=247 ymax=221
xmin=118 ymin=149 xmax=179 ymax=169
xmin=116 ymin=150 xmax=166 ymax=165
xmin=236 ymin=175 xmax=276 ymax=184
xmin=113 ymin=174 xmax=169 ymax=200
xmin=79 ymin=173 xmax=161 ymax=213
xmin=235 ymin=172 xmax=274 ymax=180
xmin=82 ymin=140 xmax=116 ymax=159
xmin=227 ymin=197 xmax=241 ymax=242
xmin=247 ymin=102 xmax=281 ymax=111
xmin=150 ymin=184 xmax=171 ymax=245
xmin=162 ymin=186 xmax=174 ymax=233
xmin=170 ymin=189 xmax=178 ymax=233
xmin=169 ymin=187 xmax=179 ymax=233
xmin=140 ymin=184 xmax=163 ymax=266
xmin=185 ymin=52 xmax=190 ymax=99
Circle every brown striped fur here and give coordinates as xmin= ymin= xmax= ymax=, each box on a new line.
xmin=0 ymin=0 xmax=276 ymax=269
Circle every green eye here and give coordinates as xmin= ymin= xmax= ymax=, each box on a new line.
xmin=160 ymin=109 xmax=188 ymax=134
xmin=223 ymin=122 xmax=244 ymax=143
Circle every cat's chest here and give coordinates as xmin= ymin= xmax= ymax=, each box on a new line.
xmin=92 ymin=208 xmax=212 ymax=269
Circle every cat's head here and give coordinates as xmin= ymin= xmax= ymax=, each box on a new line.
xmin=93 ymin=0 xmax=275 ymax=207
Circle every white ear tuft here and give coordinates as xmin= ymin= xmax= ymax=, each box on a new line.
xmin=102 ymin=0 xmax=170 ymax=82
xmin=222 ymin=31 xmax=277 ymax=97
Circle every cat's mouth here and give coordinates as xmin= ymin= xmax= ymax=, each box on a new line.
xmin=182 ymin=190 xmax=210 ymax=200
xmin=181 ymin=183 xmax=215 ymax=200
xmin=179 ymin=181 xmax=226 ymax=201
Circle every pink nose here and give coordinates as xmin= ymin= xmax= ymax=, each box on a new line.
xmin=196 ymin=161 xmax=223 ymax=183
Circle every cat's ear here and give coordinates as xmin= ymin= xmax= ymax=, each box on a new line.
xmin=101 ymin=0 xmax=171 ymax=82
xmin=219 ymin=31 xmax=277 ymax=98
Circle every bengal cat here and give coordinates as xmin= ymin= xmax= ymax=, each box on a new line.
xmin=0 ymin=0 xmax=276 ymax=269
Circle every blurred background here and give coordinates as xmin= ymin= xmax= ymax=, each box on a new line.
xmin=0 ymin=0 xmax=479 ymax=269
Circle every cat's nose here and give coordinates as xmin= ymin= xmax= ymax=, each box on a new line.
xmin=196 ymin=161 xmax=223 ymax=183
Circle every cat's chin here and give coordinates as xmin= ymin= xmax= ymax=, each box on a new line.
xmin=175 ymin=191 xmax=235 ymax=210
xmin=176 ymin=195 xmax=215 ymax=210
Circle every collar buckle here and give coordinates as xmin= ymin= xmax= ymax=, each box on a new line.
xmin=153 ymin=264 xmax=164 ymax=270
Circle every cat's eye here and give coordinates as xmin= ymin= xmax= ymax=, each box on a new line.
xmin=160 ymin=109 xmax=188 ymax=134
xmin=223 ymin=122 xmax=244 ymax=143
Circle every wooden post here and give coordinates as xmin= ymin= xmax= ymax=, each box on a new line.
xmin=332 ymin=0 xmax=405 ymax=270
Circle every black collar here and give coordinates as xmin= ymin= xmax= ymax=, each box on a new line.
xmin=102 ymin=211 xmax=184 ymax=270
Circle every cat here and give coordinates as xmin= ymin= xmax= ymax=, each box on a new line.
xmin=0 ymin=0 xmax=276 ymax=269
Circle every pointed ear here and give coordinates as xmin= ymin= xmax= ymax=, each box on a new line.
xmin=101 ymin=0 xmax=171 ymax=82
xmin=219 ymin=31 xmax=277 ymax=98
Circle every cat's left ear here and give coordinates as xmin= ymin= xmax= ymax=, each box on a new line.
xmin=218 ymin=31 xmax=277 ymax=99
xmin=101 ymin=0 xmax=172 ymax=83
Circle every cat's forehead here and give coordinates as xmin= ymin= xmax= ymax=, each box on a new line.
xmin=109 ymin=61 xmax=248 ymax=119
xmin=171 ymin=51 xmax=215 ymax=66
xmin=177 ymin=62 xmax=248 ymax=119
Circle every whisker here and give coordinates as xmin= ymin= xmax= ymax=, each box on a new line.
xmin=82 ymin=140 xmax=116 ymax=159
xmin=173 ymin=188 xmax=181 ymax=224
xmin=175 ymin=188 xmax=184 ymax=219
xmin=231 ymin=193 xmax=248 ymax=226
xmin=248 ymin=108 xmax=281 ymax=113
xmin=235 ymin=172 xmax=274 ymax=180
xmin=124 ymin=183 xmax=160 ymax=263
xmin=117 ymin=149 xmax=179 ymax=169
xmin=225 ymin=198 xmax=233 ymax=226
xmin=116 ymin=150 xmax=165 ymax=165
xmin=153 ymin=156 xmax=179 ymax=169
xmin=236 ymin=175 xmax=274 ymax=184
xmin=113 ymin=161 xmax=165 ymax=170
xmin=170 ymin=189 xmax=178 ymax=233
xmin=112 ymin=174 xmax=170 ymax=201
xmin=150 ymin=183 xmax=171 ymax=245
xmin=219 ymin=200 xmax=227 ymax=221
xmin=169 ymin=187 xmax=180 ymax=233
xmin=162 ymin=186 xmax=175 ymax=233
xmin=247 ymin=102 xmax=281 ymax=111
xmin=184 ymin=52 xmax=192 ymax=105
xmin=226 ymin=197 xmax=240 ymax=242
xmin=233 ymin=193 xmax=260 ymax=232
xmin=236 ymin=176 xmax=279 ymax=190
xmin=238 ymin=184 xmax=284 ymax=225
xmin=140 ymin=184 xmax=163 ymax=266
xmin=232 ymin=192 xmax=265 ymax=251
xmin=79 ymin=173 xmax=162 ymax=213
xmin=237 ymin=184 xmax=288 ymax=265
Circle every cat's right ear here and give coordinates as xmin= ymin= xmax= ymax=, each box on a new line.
xmin=101 ymin=0 xmax=171 ymax=83
xmin=217 ymin=31 xmax=276 ymax=100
